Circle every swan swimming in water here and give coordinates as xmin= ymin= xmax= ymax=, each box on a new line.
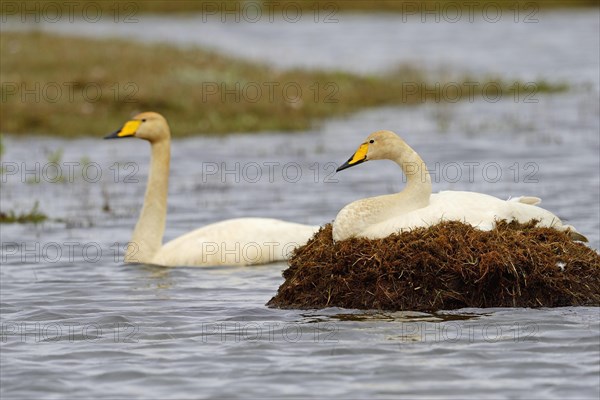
xmin=333 ymin=130 xmax=587 ymax=242
xmin=105 ymin=112 xmax=319 ymax=267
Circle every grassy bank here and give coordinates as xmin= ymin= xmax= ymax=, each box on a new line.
xmin=1 ymin=0 xmax=596 ymax=15
xmin=1 ymin=31 xmax=567 ymax=137
xmin=273 ymin=0 xmax=598 ymax=11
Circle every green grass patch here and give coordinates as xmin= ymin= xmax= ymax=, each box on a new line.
xmin=0 ymin=201 xmax=48 ymax=224
xmin=1 ymin=31 xmax=567 ymax=137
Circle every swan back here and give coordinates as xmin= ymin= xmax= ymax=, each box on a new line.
xmin=156 ymin=218 xmax=320 ymax=266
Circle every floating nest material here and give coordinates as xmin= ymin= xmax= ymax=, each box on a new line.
xmin=267 ymin=221 xmax=600 ymax=311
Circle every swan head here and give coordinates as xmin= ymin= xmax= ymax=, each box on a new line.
xmin=104 ymin=112 xmax=170 ymax=143
xmin=336 ymin=130 xmax=402 ymax=172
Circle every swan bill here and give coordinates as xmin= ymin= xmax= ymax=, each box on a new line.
xmin=104 ymin=120 xmax=141 ymax=139
xmin=336 ymin=143 xmax=369 ymax=172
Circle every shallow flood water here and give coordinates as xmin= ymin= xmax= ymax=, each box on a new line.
xmin=2 ymin=94 xmax=599 ymax=399
xmin=2 ymin=9 xmax=600 ymax=400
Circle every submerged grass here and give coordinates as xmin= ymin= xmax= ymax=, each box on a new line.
xmin=1 ymin=31 xmax=567 ymax=137
xmin=268 ymin=221 xmax=600 ymax=311
xmin=0 ymin=201 xmax=48 ymax=224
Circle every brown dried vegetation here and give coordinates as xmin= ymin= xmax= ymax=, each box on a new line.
xmin=268 ymin=221 xmax=600 ymax=311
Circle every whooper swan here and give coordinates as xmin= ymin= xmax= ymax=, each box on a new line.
xmin=333 ymin=130 xmax=587 ymax=242
xmin=105 ymin=112 xmax=319 ymax=267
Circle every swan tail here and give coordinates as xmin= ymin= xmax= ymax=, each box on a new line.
xmin=510 ymin=196 xmax=542 ymax=206
xmin=564 ymin=226 xmax=589 ymax=242
xmin=554 ymin=224 xmax=588 ymax=242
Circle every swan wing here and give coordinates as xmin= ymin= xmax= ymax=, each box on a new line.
xmin=359 ymin=191 xmax=501 ymax=239
xmin=358 ymin=191 xmax=578 ymax=239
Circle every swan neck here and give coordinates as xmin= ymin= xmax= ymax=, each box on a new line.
xmin=392 ymin=139 xmax=432 ymax=200
xmin=127 ymin=138 xmax=170 ymax=263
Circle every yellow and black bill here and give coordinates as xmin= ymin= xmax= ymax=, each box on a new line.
xmin=104 ymin=120 xmax=141 ymax=139
xmin=336 ymin=143 xmax=369 ymax=172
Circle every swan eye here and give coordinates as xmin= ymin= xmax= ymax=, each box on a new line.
xmin=141 ymin=119 xmax=147 ymax=122
xmin=369 ymin=140 xmax=374 ymax=144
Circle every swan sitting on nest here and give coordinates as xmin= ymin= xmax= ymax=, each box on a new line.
xmin=105 ymin=112 xmax=318 ymax=267
xmin=333 ymin=130 xmax=587 ymax=242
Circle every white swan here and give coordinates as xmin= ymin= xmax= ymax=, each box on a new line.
xmin=333 ymin=130 xmax=587 ymax=242
xmin=105 ymin=112 xmax=319 ymax=267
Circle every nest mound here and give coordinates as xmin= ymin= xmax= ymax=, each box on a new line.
xmin=268 ymin=221 xmax=600 ymax=311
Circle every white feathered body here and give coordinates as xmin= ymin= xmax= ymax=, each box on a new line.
xmin=334 ymin=191 xmax=575 ymax=241
xmin=153 ymin=218 xmax=319 ymax=267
